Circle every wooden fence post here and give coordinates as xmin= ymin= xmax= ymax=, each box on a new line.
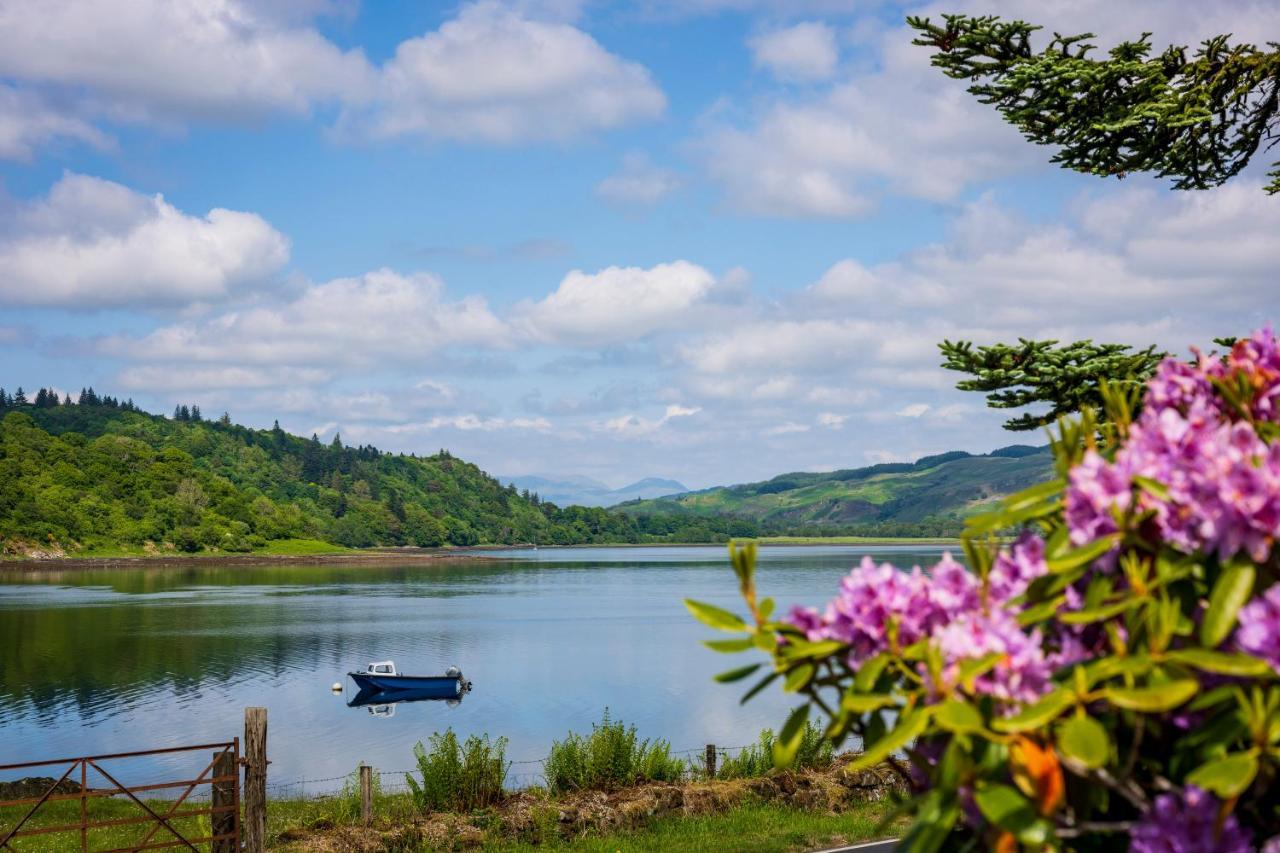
xmin=244 ymin=707 xmax=268 ymax=853
xmin=211 ymin=748 xmax=236 ymax=853
xmin=360 ymin=764 xmax=373 ymax=826
xmin=704 ymin=744 xmax=717 ymax=780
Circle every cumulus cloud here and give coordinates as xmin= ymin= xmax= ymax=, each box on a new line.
xmin=0 ymin=0 xmax=374 ymax=123
xmin=0 ymin=86 xmax=111 ymax=161
xmin=341 ymin=2 xmax=665 ymax=143
xmin=102 ymin=268 xmax=508 ymax=370
xmin=597 ymin=404 xmax=700 ymax=437
xmin=595 ymin=152 xmax=682 ymax=205
xmin=748 ymin=23 xmax=839 ymax=82
xmin=701 ymin=0 xmax=1280 ymax=218
xmin=0 ymin=1 xmax=663 ymax=154
xmin=516 ymin=260 xmax=718 ymax=346
xmin=0 ymin=173 xmax=289 ymax=308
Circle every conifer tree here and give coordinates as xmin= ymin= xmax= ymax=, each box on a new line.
xmin=908 ymin=14 xmax=1280 ymax=192
xmin=13 ymin=387 xmax=27 ymax=405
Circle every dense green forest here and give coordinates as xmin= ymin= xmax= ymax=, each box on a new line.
xmin=618 ymin=445 xmax=1053 ymax=531
xmin=0 ymin=387 xmax=760 ymax=556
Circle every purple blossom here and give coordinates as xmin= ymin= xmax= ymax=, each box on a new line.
xmin=934 ymin=609 xmax=1052 ymax=703
xmin=1237 ymin=585 xmax=1280 ymax=673
xmin=987 ymin=531 xmax=1048 ymax=604
xmin=1129 ymin=786 xmax=1250 ymax=853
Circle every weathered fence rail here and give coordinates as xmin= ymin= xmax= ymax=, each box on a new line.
xmin=0 ymin=707 xmax=268 ymax=852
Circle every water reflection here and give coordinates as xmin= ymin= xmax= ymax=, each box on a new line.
xmin=0 ymin=545 xmax=953 ymax=787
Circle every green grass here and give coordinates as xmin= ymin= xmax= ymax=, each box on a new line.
xmin=754 ymin=535 xmax=960 ymax=545
xmin=0 ymin=795 xmax=222 ymax=851
xmin=254 ymin=538 xmax=353 ymax=556
xmin=482 ymin=801 xmax=899 ymax=853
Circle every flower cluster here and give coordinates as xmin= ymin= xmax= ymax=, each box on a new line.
xmin=1066 ymin=332 xmax=1280 ymax=562
xmin=1129 ymin=786 xmax=1250 ymax=853
xmin=1237 ymin=584 xmax=1280 ymax=673
xmin=789 ymin=544 xmax=1050 ymax=703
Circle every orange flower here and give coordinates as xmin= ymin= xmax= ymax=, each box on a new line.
xmin=1009 ymin=736 xmax=1064 ymax=816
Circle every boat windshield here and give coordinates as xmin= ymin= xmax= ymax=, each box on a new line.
xmin=367 ymin=661 xmax=396 ymax=675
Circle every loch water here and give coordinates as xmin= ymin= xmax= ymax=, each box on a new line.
xmin=0 ymin=545 xmax=952 ymax=790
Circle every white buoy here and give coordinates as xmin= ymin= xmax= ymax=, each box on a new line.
xmin=331 ymin=682 xmax=343 ymax=692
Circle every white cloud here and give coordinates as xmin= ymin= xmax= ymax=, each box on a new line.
xmin=517 ymin=260 xmax=717 ymax=346
xmin=0 ymin=173 xmax=289 ymax=308
xmin=896 ymin=403 xmax=929 ymax=418
xmin=0 ymin=0 xmax=374 ymax=124
xmin=597 ymin=403 xmax=700 ymax=437
xmin=343 ymin=2 xmax=665 ymax=144
xmin=595 ymin=152 xmax=682 ymax=205
xmin=817 ymin=412 xmax=847 ymax=429
xmin=0 ymin=86 xmax=111 ymax=161
xmin=763 ymin=421 xmax=810 ymax=436
xmin=388 ymin=415 xmax=552 ymax=433
xmin=103 ymin=268 xmax=508 ymax=368
xmin=748 ymin=23 xmax=839 ymax=82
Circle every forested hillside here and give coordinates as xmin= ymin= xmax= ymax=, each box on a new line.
xmin=0 ymin=388 xmax=755 ymax=556
xmin=617 ymin=446 xmax=1053 ymax=535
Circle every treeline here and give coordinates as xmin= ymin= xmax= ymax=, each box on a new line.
xmin=0 ymin=392 xmax=759 ymax=555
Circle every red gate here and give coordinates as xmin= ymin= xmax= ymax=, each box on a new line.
xmin=0 ymin=740 xmax=239 ymax=851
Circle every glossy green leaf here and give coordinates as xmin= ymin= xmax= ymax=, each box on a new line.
xmin=772 ymin=705 xmax=811 ymax=769
xmin=1045 ymin=534 xmax=1121 ymax=574
xmin=973 ymin=784 xmax=1037 ymax=834
xmin=1164 ymin=649 xmax=1270 ymax=677
xmin=994 ymin=688 xmax=1074 ymax=733
xmin=784 ymin=663 xmax=814 ymax=692
xmin=1056 ymin=715 xmax=1109 ymax=769
xmin=1058 ymin=597 xmax=1141 ymax=624
xmin=758 ymin=597 xmax=776 ymax=621
xmin=1201 ymin=562 xmax=1255 ymax=648
xmin=1106 ymin=679 xmax=1198 ymax=712
xmin=779 ymin=639 xmax=847 ymax=661
xmin=935 ymin=699 xmax=986 ymax=735
xmin=739 ymin=671 xmax=780 ymax=705
xmin=846 ymin=709 xmax=931 ymax=771
xmin=853 ymin=653 xmax=890 ymax=693
xmin=714 ymin=662 xmax=762 ymax=683
xmin=1186 ymin=752 xmax=1258 ymax=798
xmin=684 ymin=599 xmax=747 ymax=632
xmin=842 ymin=693 xmax=898 ymax=713
xmin=703 ymin=637 xmax=755 ymax=653
xmin=1132 ymin=475 xmax=1170 ymax=501
xmin=1082 ymin=655 xmax=1152 ymax=687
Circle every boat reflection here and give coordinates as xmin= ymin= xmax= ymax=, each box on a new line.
xmin=347 ymin=685 xmax=466 ymax=715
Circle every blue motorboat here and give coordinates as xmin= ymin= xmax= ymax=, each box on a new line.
xmin=347 ymin=660 xmax=471 ymax=699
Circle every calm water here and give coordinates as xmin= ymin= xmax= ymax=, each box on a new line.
xmin=0 ymin=545 xmax=951 ymax=791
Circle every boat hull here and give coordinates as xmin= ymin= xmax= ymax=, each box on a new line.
xmin=348 ymin=672 xmax=465 ymax=698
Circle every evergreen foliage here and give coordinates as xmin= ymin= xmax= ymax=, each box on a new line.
xmin=908 ymin=14 xmax=1280 ymax=193
xmin=0 ymin=391 xmax=756 ymax=555
xmin=938 ymin=338 xmax=1167 ymax=430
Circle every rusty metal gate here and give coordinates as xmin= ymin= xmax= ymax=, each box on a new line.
xmin=0 ymin=740 xmax=240 ymax=851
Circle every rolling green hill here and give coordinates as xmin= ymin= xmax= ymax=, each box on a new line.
xmin=0 ymin=391 xmax=753 ymax=557
xmin=616 ymin=446 xmax=1054 ymax=535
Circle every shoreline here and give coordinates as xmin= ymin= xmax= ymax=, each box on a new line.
xmin=0 ymin=537 xmax=961 ymax=571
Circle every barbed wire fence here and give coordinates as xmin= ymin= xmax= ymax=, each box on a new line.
xmin=262 ymin=742 xmax=764 ymax=802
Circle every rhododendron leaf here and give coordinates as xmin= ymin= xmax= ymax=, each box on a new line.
xmin=1186 ymin=752 xmax=1258 ymax=798
xmin=853 ymin=653 xmax=890 ymax=693
xmin=1201 ymin=562 xmax=1255 ymax=648
xmin=994 ymin=689 xmax=1074 ymax=733
xmin=1082 ymin=655 xmax=1152 ymax=687
xmin=780 ymin=639 xmax=846 ymax=660
xmin=715 ymin=663 xmax=762 ymax=683
xmin=842 ymin=693 xmax=897 ymax=712
xmin=847 ymin=709 xmax=931 ymax=771
xmin=1165 ymin=649 xmax=1271 ymax=677
xmin=1106 ymin=679 xmax=1198 ymax=711
xmin=1132 ymin=475 xmax=1171 ymax=501
xmin=752 ymin=631 xmax=776 ymax=652
xmin=703 ymin=637 xmax=754 ymax=653
xmin=1017 ymin=596 xmax=1064 ymax=627
xmin=936 ymin=699 xmax=986 ymax=735
xmin=1058 ymin=597 xmax=1140 ymax=624
xmin=685 ymin=599 xmax=747 ymax=632
xmin=739 ymin=671 xmax=779 ymax=705
xmin=958 ymin=652 xmax=1005 ymax=686
xmin=758 ymin=597 xmax=775 ymax=621
xmin=1045 ymin=534 xmax=1121 ymax=573
xmin=1188 ymin=684 xmax=1238 ymax=712
xmin=772 ymin=704 xmax=811 ymax=769
xmin=784 ymin=663 xmax=815 ymax=692
xmin=974 ymin=784 xmax=1039 ymax=837
xmin=1056 ymin=716 xmax=1109 ymax=769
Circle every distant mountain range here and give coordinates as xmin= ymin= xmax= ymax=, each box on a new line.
xmin=615 ymin=445 xmax=1053 ymax=530
xmin=499 ymin=474 xmax=689 ymax=508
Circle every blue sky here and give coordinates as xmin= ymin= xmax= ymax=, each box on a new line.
xmin=2 ymin=0 xmax=1279 ymax=489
